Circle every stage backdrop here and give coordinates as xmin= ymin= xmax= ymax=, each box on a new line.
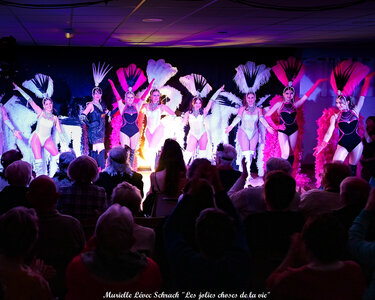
xmin=1 ymin=46 xmax=374 ymax=164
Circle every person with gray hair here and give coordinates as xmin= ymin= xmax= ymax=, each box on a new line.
xmin=111 ymin=182 xmax=155 ymax=257
xmin=65 ymin=204 xmax=162 ymax=299
xmin=228 ymin=157 xmax=299 ymax=220
xmin=0 ymin=160 xmax=32 ymax=214
xmin=95 ymin=146 xmax=144 ymax=198
xmin=215 ymin=143 xmax=241 ymax=192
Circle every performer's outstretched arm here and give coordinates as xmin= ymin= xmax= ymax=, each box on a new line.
xmin=354 ymin=71 xmax=375 ymax=114
xmin=140 ymin=79 xmax=155 ymax=102
xmin=161 ymin=104 xmax=176 ymax=116
xmin=264 ymin=101 xmax=284 ymax=130
xmin=1 ymin=105 xmax=22 ymax=139
xmin=295 ymin=78 xmax=328 ymax=109
xmin=108 ymin=79 xmax=125 ymax=115
xmin=203 ymin=85 xmax=224 ymax=117
xmin=259 ymin=108 xmax=275 ymax=134
xmin=13 ymin=82 xmax=42 ymax=115
xmin=225 ymin=106 xmax=244 ymax=134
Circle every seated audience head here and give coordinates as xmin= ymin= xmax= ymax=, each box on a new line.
xmin=95 ymin=204 xmax=134 ymax=257
xmin=321 ymin=161 xmax=351 ymax=192
xmin=156 ymin=139 xmax=186 ymax=197
xmin=302 ymin=214 xmax=347 ymax=263
xmin=215 ymin=143 xmax=236 ymax=167
xmin=27 ymin=175 xmax=59 ymax=212
xmin=340 ymin=176 xmax=370 ymax=206
xmin=58 ymin=151 xmax=76 ymax=173
xmin=68 ymin=155 xmax=99 ymax=184
xmin=5 ymin=160 xmax=32 ymax=187
xmin=1 ymin=148 xmax=23 ymax=172
xmin=264 ymin=170 xmax=296 ymax=211
xmin=111 ymin=182 xmax=142 ymax=215
xmin=0 ymin=207 xmax=38 ymax=259
xmin=106 ymin=146 xmax=131 ymax=175
xmin=265 ymin=157 xmax=292 ymax=175
xmin=195 ymin=208 xmax=235 ymax=259
xmin=187 ymin=158 xmax=212 ymax=180
xmin=157 ymin=138 xmax=185 ymax=172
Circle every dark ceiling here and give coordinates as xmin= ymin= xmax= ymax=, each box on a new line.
xmin=1 ymin=0 xmax=375 ymax=47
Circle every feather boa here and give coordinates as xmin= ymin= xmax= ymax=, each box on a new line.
xmin=314 ymin=107 xmax=365 ymax=187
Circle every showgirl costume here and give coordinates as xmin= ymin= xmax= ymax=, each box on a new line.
xmin=33 ymin=113 xmax=56 ymax=146
xmin=145 ymin=107 xmax=162 ymax=135
xmin=108 ymin=64 xmax=153 ymax=167
xmin=179 ymin=74 xmax=222 ymax=163
xmin=15 ymin=74 xmax=67 ymax=177
xmin=337 ymin=110 xmax=361 ymax=152
xmin=86 ymin=101 xmax=107 ymax=144
xmin=121 ymin=105 xmax=139 ymax=137
xmin=314 ymin=60 xmax=370 ymax=186
xmin=80 ymin=62 xmax=112 ymax=169
xmin=226 ymin=61 xmax=271 ymax=175
xmin=179 ymin=75 xmax=213 ymax=148
xmin=279 ymin=102 xmax=298 ymax=136
xmin=264 ymin=57 xmax=305 ymax=175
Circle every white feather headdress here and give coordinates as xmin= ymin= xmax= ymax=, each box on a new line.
xmin=147 ymin=59 xmax=177 ymax=89
xmin=92 ymin=62 xmax=112 ymax=87
xmin=234 ymin=61 xmax=270 ymax=94
xmin=22 ymin=73 xmax=54 ymax=99
xmin=179 ymin=74 xmax=212 ymax=98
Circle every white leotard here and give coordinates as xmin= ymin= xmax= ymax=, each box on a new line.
xmin=33 ymin=114 xmax=55 ymax=146
xmin=239 ymin=110 xmax=259 ymax=140
xmin=189 ymin=113 xmax=206 ymax=140
xmin=146 ymin=107 xmax=162 ymax=134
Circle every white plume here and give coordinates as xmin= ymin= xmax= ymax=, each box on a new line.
xmin=22 ymin=73 xmax=54 ymax=99
xmin=147 ymin=59 xmax=178 ymax=88
xmin=160 ymin=85 xmax=182 ymax=112
xmin=234 ymin=62 xmax=271 ymax=93
xmin=92 ymin=62 xmax=112 ymax=87
xmin=179 ymin=74 xmax=212 ymax=98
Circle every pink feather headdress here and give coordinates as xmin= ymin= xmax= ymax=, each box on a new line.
xmin=330 ymin=60 xmax=369 ymax=98
xmin=272 ymin=57 xmax=305 ymax=91
xmin=116 ymin=64 xmax=147 ymax=94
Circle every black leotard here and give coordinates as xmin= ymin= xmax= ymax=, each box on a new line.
xmin=279 ymin=102 xmax=298 ymax=136
xmin=337 ymin=110 xmax=361 ymax=152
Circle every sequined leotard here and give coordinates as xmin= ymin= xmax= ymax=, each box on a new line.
xmin=337 ymin=110 xmax=361 ymax=152
xmin=279 ymin=102 xmax=298 ymax=136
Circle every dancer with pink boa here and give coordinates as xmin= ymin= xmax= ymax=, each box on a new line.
xmin=108 ymin=64 xmax=154 ymax=167
xmin=264 ymin=57 xmax=327 ymax=174
xmin=314 ymin=61 xmax=373 ymax=183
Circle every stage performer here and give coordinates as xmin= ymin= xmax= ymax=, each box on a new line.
xmin=0 ymin=96 xmax=22 ymax=155
xmin=225 ymin=61 xmax=273 ymax=177
xmin=265 ymin=57 xmax=327 ymax=168
xmin=80 ymin=62 xmax=112 ymax=170
xmin=108 ymin=64 xmax=154 ymax=167
xmin=144 ymin=89 xmax=175 ymax=169
xmin=13 ymin=76 xmax=67 ymax=176
xmin=142 ymin=59 xmax=182 ymax=170
xmin=179 ymin=73 xmax=223 ymax=164
xmin=314 ymin=61 xmax=373 ymax=177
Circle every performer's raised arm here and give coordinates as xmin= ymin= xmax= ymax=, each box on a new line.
xmin=295 ymin=78 xmax=328 ymax=108
xmin=13 ymin=82 xmax=42 ymax=115
xmin=203 ymin=85 xmax=224 ymax=117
